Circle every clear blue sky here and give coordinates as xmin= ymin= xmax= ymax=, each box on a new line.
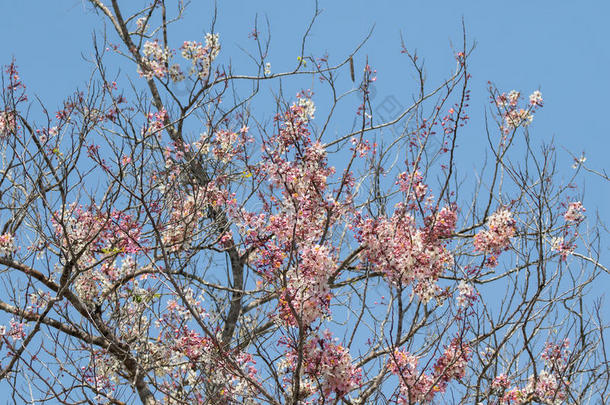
xmin=1 ymin=0 xmax=609 ymax=401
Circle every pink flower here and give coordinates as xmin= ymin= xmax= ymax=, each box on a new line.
xmin=541 ymin=339 xmax=570 ymax=371
xmin=138 ymin=40 xmax=170 ymax=80
xmin=529 ymin=90 xmax=543 ymax=106
xmin=8 ymin=318 xmax=25 ymax=341
xmin=286 ymin=332 xmax=362 ymax=400
xmin=456 ymin=281 xmax=476 ymax=308
xmin=277 ymin=244 xmax=334 ymax=326
xmin=433 ymin=338 xmax=472 ymax=383
xmin=0 ymin=110 xmax=16 ymax=139
xmin=551 ymin=237 xmax=574 ymax=260
xmin=397 ymin=170 xmax=428 ymax=201
xmin=563 ymin=201 xmax=585 ymax=223
xmin=359 ymin=210 xmax=454 ymax=300
xmin=474 ymin=209 xmax=516 ymax=265
xmin=0 ymin=233 xmax=16 ymax=255
xmin=492 ymin=374 xmax=511 ymax=391
xmin=388 ymin=349 xmax=436 ymax=403
xmin=389 ymin=338 xmax=471 ymax=404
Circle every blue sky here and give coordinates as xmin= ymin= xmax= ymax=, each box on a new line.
xmin=1 ymin=0 xmax=609 ymax=401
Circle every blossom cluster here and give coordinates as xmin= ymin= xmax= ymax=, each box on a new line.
xmin=0 ymin=318 xmax=26 ymax=343
xmin=249 ymin=93 xmax=342 ymax=272
xmin=135 ymin=17 xmax=148 ymax=33
xmin=397 ymin=170 xmax=428 ymax=202
xmin=529 ymin=90 xmax=543 ymax=106
xmin=162 ymin=191 xmax=205 ymax=252
xmin=151 ymin=296 xmax=260 ymax=404
xmin=138 ymin=40 xmax=171 ymax=80
xmin=490 ymin=341 xmax=570 ymax=404
xmin=473 ymin=209 xmax=516 ymax=266
xmin=241 ymin=94 xmax=341 ymax=327
xmin=161 ymin=182 xmax=234 ymax=252
xmin=433 ymin=338 xmax=472 ymax=382
xmin=0 ymin=233 xmax=16 ymax=256
xmin=281 ymin=331 xmax=362 ymax=401
xmin=388 ymin=349 xmax=436 ymax=403
xmin=51 ymin=204 xmax=143 ymax=302
xmin=424 ymin=206 xmax=458 ymax=240
xmin=498 ymin=371 xmax=566 ymax=404
xmin=359 ymin=203 xmax=456 ymax=302
xmin=456 ymin=280 xmax=476 ymax=308
xmin=350 ymin=136 xmax=376 ymax=158
xmin=0 ymin=109 xmax=16 ymax=139
xmin=550 ymin=236 xmax=574 ymax=261
xmin=82 ymin=349 xmax=118 ymax=396
xmin=563 ymin=201 xmax=585 ymax=223
xmin=136 ymin=32 xmax=221 ymax=82
xmin=146 ymin=108 xmax=168 ymax=136
xmin=389 ymin=338 xmax=471 ymax=404
xmin=180 ymin=33 xmax=220 ymax=79
xmin=278 ymin=244 xmax=335 ymax=326
xmin=494 ymin=90 xmax=543 ymax=132
xmin=541 ymin=339 xmax=570 ymax=371
xmin=294 ymin=94 xmax=315 ymax=123
xmin=492 ymin=374 xmax=511 ymax=391
xmin=211 ymin=127 xmax=253 ymax=162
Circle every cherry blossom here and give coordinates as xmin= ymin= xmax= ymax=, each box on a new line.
xmin=0 ymin=233 xmax=15 ymax=256
xmin=474 ymin=208 xmax=516 ymax=265
xmin=0 ymin=4 xmax=604 ymax=404
xmin=138 ymin=40 xmax=170 ymax=80
xmin=389 ymin=338 xmax=471 ymax=404
xmin=563 ymin=201 xmax=585 ymax=223
xmin=281 ymin=331 xmax=362 ymax=402
xmin=0 ymin=110 xmax=16 ymax=139
xmin=359 ymin=199 xmax=457 ymax=301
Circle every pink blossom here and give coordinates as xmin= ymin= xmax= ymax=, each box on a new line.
xmin=492 ymin=373 xmax=511 ymax=391
xmin=493 ymin=88 xmax=542 ymax=132
xmin=283 ymin=332 xmax=362 ymax=401
xmin=138 ymin=40 xmax=170 ymax=80
xmin=278 ymin=244 xmax=335 ymax=326
xmin=529 ymin=90 xmax=543 ymax=106
xmin=541 ymin=339 xmax=570 ymax=371
xmin=474 ymin=209 xmax=516 ymax=265
xmin=180 ymin=33 xmax=220 ymax=79
xmin=146 ymin=108 xmax=168 ymax=136
xmin=456 ymin=281 xmax=476 ymax=308
xmin=397 ymin=170 xmax=428 ymax=201
xmin=388 ymin=349 xmax=436 ymax=403
xmin=551 ymin=236 xmax=574 ymax=261
xmin=0 ymin=233 xmax=16 ymax=255
xmin=359 ymin=204 xmax=455 ymax=301
xmin=563 ymin=201 xmax=585 ymax=223
xmin=8 ymin=318 xmax=25 ymax=341
xmin=0 ymin=109 xmax=16 ymax=139
xmin=389 ymin=338 xmax=471 ymax=404
xmin=433 ymin=338 xmax=472 ymax=384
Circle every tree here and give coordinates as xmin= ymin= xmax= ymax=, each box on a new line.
xmin=0 ymin=1 xmax=607 ymax=404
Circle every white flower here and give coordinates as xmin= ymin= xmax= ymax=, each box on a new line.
xmin=136 ymin=17 xmax=148 ymax=33
xmin=529 ymin=90 xmax=543 ymax=106
xmin=297 ymin=97 xmax=315 ymax=121
xmin=572 ymin=154 xmax=586 ymax=169
xmin=508 ymin=90 xmax=520 ymax=105
xmin=168 ymin=64 xmax=184 ymax=82
xmin=205 ymin=33 xmax=220 ymax=60
xmin=456 ymin=280 xmax=474 ymax=307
